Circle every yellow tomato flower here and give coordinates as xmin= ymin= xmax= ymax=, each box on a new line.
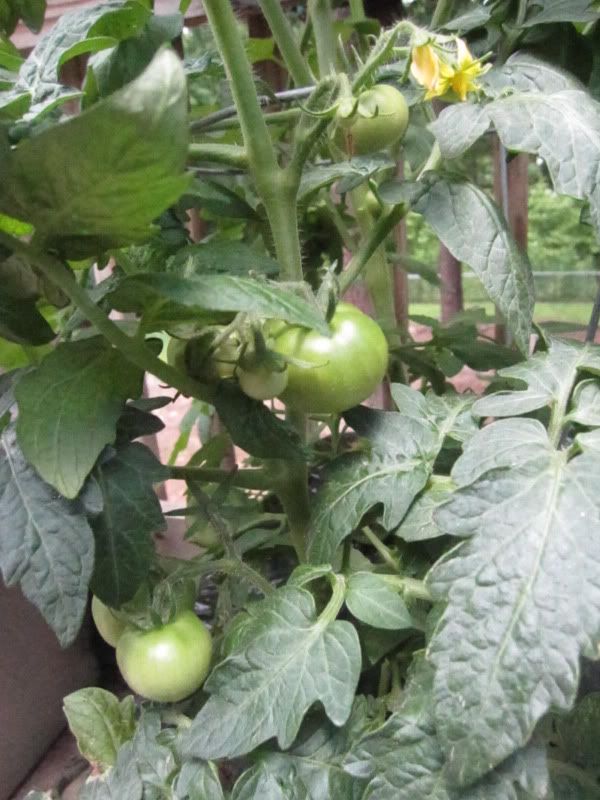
xmin=410 ymin=44 xmax=441 ymax=98
xmin=437 ymin=39 xmax=490 ymax=101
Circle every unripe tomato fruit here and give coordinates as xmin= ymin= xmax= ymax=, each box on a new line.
xmin=269 ymin=303 xmax=388 ymax=414
xmin=335 ymin=84 xmax=409 ymax=155
xmin=238 ymin=363 xmax=288 ymax=401
xmin=116 ymin=611 xmax=212 ymax=703
xmin=91 ymin=596 xmax=126 ymax=648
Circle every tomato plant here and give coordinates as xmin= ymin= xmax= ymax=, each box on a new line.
xmin=116 ymin=611 xmax=212 ymax=703
xmin=2 ymin=0 xmax=600 ymax=798
xmin=270 ymin=302 xmax=389 ymax=413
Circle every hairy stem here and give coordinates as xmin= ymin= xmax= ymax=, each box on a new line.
xmin=169 ymin=465 xmax=272 ymax=491
xmin=187 ymin=143 xmax=248 ymax=168
xmin=202 ymin=0 xmax=279 ymax=180
xmin=431 ymin=0 xmax=455 ymax=28
xmin=308 ymin=0 xmax=338 ymax=75
xmin=258 ymin=0 xmax=315 ymax=85
xmin=362 ymin=526 xmax=400 ymax=572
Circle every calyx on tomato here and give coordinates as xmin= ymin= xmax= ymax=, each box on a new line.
xmin=269 ymin=302 xmax=389 ymax=414
xmin=116 ymin=610 xmax=212 ymax=703
xmin=334 ymin=84 xmax=409 ymax=155
xmin=185 ymin=328 xmax=240 ymax=383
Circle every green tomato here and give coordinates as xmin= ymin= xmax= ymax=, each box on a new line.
xmin=270 ymin=303 xmax=389 ymax=414
xmin=335 ymin=84 xmax=409 ymax=155
xmin=91 ymin=596 xmax=127 ymax=648
xmin=186 ymin=329 xmax=239 ymax=383
xmin=116 ymin=611 xmax=212 ymax=703
xmin=361 ymin=189 xmax=382 ymax=217
xmin=238 ymin=363 xmax=288 ymax=401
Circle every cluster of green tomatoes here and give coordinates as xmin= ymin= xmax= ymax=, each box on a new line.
xmin=165 ymin=302 xmax=389 ymax=415
xmin=91 ymin=593 xmax=212 ymax=703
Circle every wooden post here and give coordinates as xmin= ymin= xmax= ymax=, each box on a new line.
xmin=438 ymin=245 xmax=463 ymax=323
xmin=493 ymin=138 xmax=529 ymax=343
xmin=393 ymin=160 xmax=409 ymax=332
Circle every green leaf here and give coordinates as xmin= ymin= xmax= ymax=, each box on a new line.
xmin=0 ymin=1 xmax=150 ymax=119
xmin=0 ymin=49 xmax=189 ymax=258
xmin=550 ymin=762 xmax=600 ymax=800
xmin=0 ymin=0 xmax=45 ymax=38
xmin=84 ymin=13 xmax=183 ymax=104
xmin=344 ymin=658 xmax=550 ymax=799
xmin=91 ymin=443 xmax=167 ymax=607
xmin=213 ymin=380 xmax=309 ymax=462
xmin=577 ymin=427 xmax=600 ymax=452
xmin=168 ymin=240 xmax=279 ymax=277
xmin=428 ymin=419 xmax=600 ymax=785
xmin=346 ymin=572 xmax=413 ymax=630
xmin=307 ymin=403 xmax=437 ymax=565
xmin=232 ymin=766 xmax=308 ymax=800
xmin=63 ymin=688 xmax=136 ymax=768
xmin=180 ymin=178 xmax=257 ymax=220
xmin=554 ymin=692 xmax=600 ymax=771
xmin=0 ymin=292 xmax=55 ymax=345
xmin=0 ymin=424 xmax=94 ymax=646
xmin=443 ymin=6 xmax=492 ymax=31
xmin=473 ymin=338 xmax=600 ymax=418
xmin=428 ymin=104 xmax=491 ymax=160
xmin=15 ymin=337 xmax=142 ymax=499
xmin=80 ymin=745 xmax=143 ymax=800
xmin=568 ymin=378 xmax=600 ymax=426
xmin=484 ymin=53 xmax=584 ymax=96
xmin=173 ymin=760 xmax=224 ymax=800
xmin=523 ymin=0 xmax=600 ymax=26
xmin=250 ymin=698 xmax=377 ymax=800
xmin=183 ymin=585 xmax=361 ymax=760
xmin=307 ymin=388 xmax=475 ymax=565
xmin=487 ymin=88 xmax=600 ymax=238
xmin=299 ymin=155 xmax=394 ymax=201
xmin=110 ymin=274 xmax=328 ymax=334
xmin=413 ymin=176 xmax=534 ymax=354
xmin=395 ymin=477 xmax=455 ymax=542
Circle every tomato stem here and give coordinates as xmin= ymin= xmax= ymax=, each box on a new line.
xmin=362 ymin=525 xmax=401 ymax=572
xmin=431 ymin=0 xmax=455 ymax=28
xmin=0 ymin=233 xmax=212 ymax=403
xmin=258 ymin=0 xmax=315 ymax=86
xmin=339 ymin=204 xmax=406 ymax=295
xmin=187 ymin=143 xmax=248 ymax=169
xmin=319 ymin=573 xmax=347 ymax=625
xmin=169 ymin=466 xmax=272 ymax=491
xmin=308 ymin=0 xmax=339 ymax=76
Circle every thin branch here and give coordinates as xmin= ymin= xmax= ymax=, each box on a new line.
xmin=258 ymin=0 xmax=315 ymax=85
xmin=339 ymin=204 xmax=406 ymax=294
xmin=169 ymin=465 xmax=272 ymax=491
xmin=585 ymin=281 xmax=600 ymax=344
xmin=190 ymin=86 xmax=315 ymax=133
xmin=187 ymin=143 xmax=248 ymax=168
xmin=0 ymin=233 xmax=212 ymax=402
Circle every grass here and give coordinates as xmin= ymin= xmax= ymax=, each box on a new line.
xmin=410 ymin=302 xmax=592 ymax=327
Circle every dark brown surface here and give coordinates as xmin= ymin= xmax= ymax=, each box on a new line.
xmin=0 ymin=583 xmax=98 ymax=800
